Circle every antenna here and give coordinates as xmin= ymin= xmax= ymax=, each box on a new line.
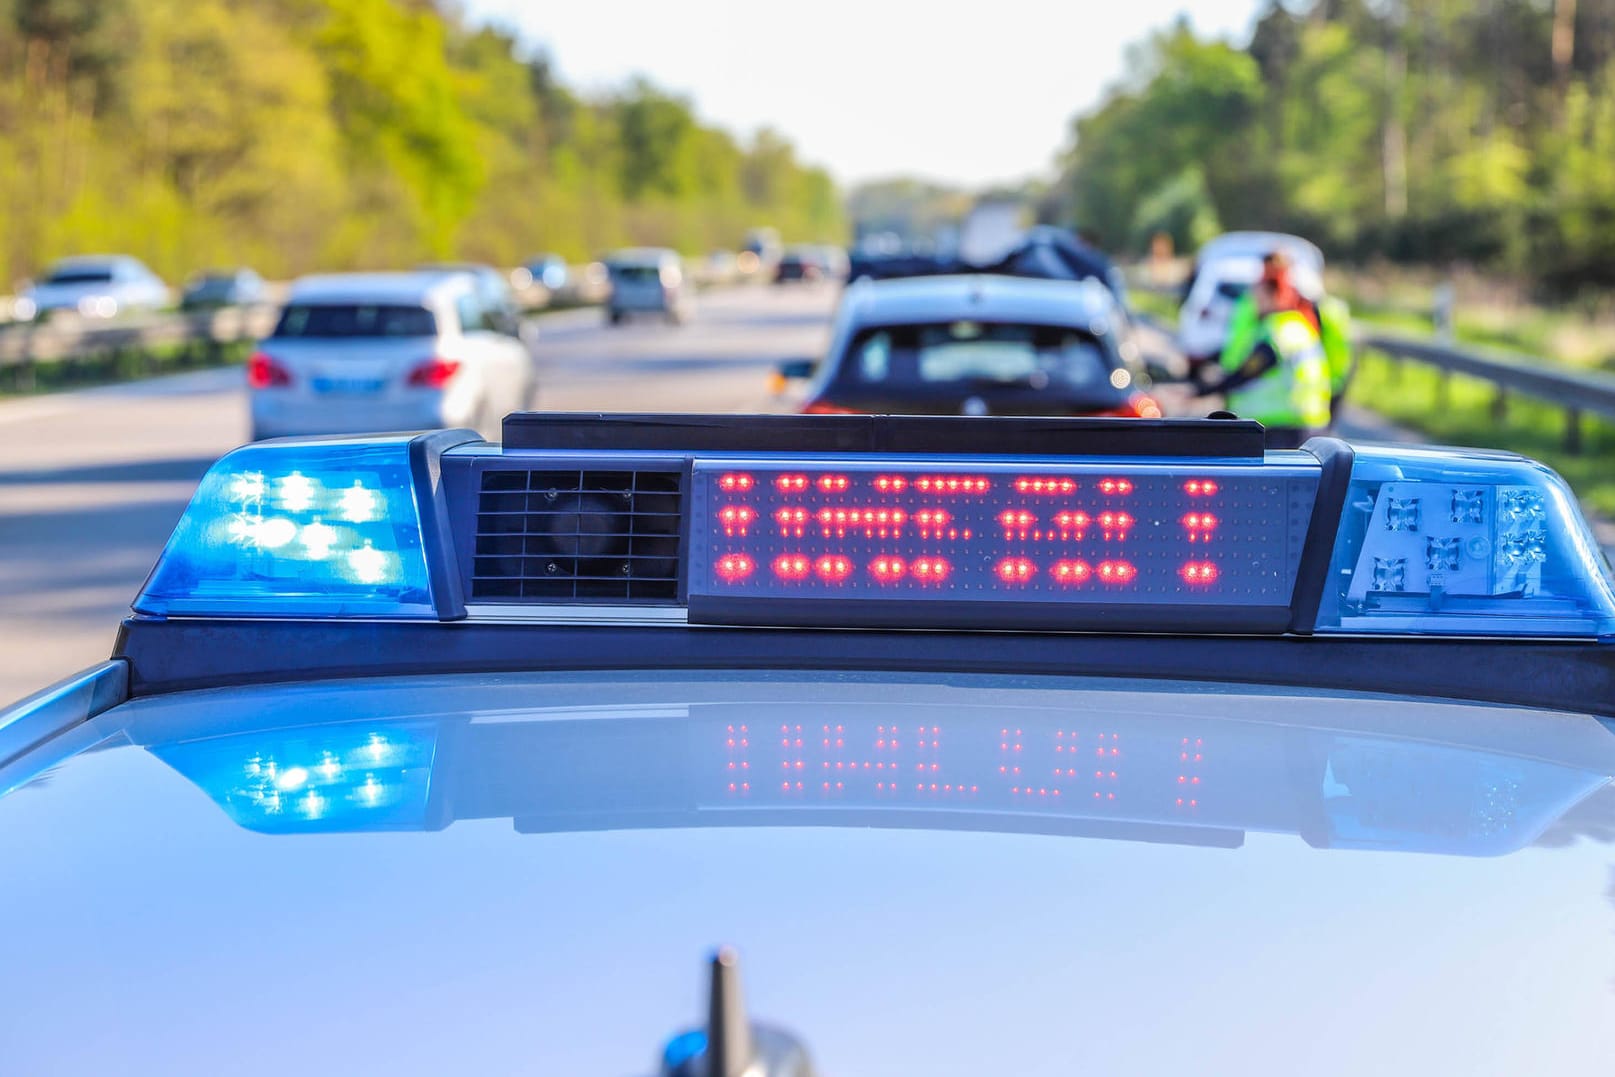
xmin=707 ymin=947 xmax=754 ymax=1077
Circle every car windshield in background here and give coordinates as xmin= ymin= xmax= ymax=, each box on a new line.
xmin=610 ymin=265 xmax=659 ymax=282
xmin=848 ymin=322 xmax=1110 ymax=389
xmin=46 ymin=269 xmax=114 ymax=285
xmin=272 ymin=304 xmax=436 ymax=338
xmin=1215 ymin=281 xmax=1248 ymax=300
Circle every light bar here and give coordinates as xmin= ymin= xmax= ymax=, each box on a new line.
xmin=136 ymin=437 xmax=435 ymax=618
xmin=128 ymin=419 xmax=1615 ymax=641
xmin=1315 ymin=446 xmax=1615 ymax=638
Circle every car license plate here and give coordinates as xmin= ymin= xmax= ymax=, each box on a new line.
xmin=312 ymin=376 xmax=385 ymax=394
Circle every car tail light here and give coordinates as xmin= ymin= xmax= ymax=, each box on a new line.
xmin=406 ymin=358 xmax=461 ymax=389
xmin=1091 ymin=395 xmax=1161 ymax=419
xmin=1131 ymin=394 xmax=1164 ymax=419
xmin=800 ymin=400 xmax=857 ymax=415
xmin=247 ymin=352 xmax=292 ymax=389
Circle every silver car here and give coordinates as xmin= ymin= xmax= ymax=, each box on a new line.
xmin=17 ymin=254 xmax=170 ymax=320
xmin=248 ymin=272 xmax=536 ymax=441
xmin=605 ymin=248 xmax=692 ymax=325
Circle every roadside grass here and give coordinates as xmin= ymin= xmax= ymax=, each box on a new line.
xmin=1348 ymin=350 xmax=1615 ymax=519
xmin=1129 ymin=289 xmax=1178 ymax=324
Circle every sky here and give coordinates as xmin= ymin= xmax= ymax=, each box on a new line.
xmin=463 ymin=0 xmax=1263 ymax=189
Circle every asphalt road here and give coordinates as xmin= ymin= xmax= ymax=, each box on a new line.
xmin=0 ymin=285 xmax=833 ymax=705
xmin=2 ymin=282 xmax=1608 ymax=706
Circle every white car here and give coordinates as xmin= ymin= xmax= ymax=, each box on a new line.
xmin=248 ymin=272 xmax=536 ymax=441
xmin=605 ymin=248 xmax=693 ymax=325
xmin=1177 ymin=232 xmax=1324 ymax=377
xmin=18 ymin=255 xmax=170 ymax=320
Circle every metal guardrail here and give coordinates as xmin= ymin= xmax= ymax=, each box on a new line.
xmin=1358 ymin=330 xmax=1615 ymax=454
xmin=0 ymin=305 xmax=279 ymax=390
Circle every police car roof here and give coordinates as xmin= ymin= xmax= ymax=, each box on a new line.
xmin=285 ymin=271 xmax=471 ymax=305
xmin=1 ymin=668 xmax=1611 ymax=1074
xmin=841 ymin=274 xmax=1118 ymax=331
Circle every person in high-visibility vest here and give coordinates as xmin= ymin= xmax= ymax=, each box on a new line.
xmin=1202 ymin=251 xmax=1333 ymax=449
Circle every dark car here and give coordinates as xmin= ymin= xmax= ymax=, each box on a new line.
xmin=180 ymin=268 xmax=265 ymax=310
xmin=774 ymin=247 xmax=822 ymax=283
xmin=787 ymin=275 xmax=1159 ymax=417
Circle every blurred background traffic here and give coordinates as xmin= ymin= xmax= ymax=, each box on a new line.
xmin=5 ymin=0 xmax=1615 ymax=700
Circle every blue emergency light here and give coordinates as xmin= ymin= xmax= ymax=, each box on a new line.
xmin=131 ymin=417 xmax=1615 ymax=640
xmin=136 ymin=437 xmax=435 ymax=618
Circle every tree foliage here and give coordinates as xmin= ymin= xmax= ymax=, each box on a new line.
xmin=0 ymin=0 xmax=843 ymax=284
xmin=1055 ymin=0 xmax=1615 ymax=294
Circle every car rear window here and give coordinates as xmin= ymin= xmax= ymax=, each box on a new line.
xmin=610 ymin=265 xmax=660 ymax=283
xmin=272 ymin=304 xmax=436 ymax=338
xmin=845 ymin=322 xmax=1112 ymax=389
xmin=45 ymin=268 xmax=114 ymax=285
xmin=1215 ymin=281 xmax=1249 ymax=300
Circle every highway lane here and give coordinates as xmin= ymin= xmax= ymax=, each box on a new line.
xmin=0 ymin=284 xmax=833 ymax=705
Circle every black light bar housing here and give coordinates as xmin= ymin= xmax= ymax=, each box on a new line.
xmin=501 ymin=412 xmax=1267 ymax=458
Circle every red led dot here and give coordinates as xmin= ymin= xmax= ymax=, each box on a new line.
xmin=772 ymin=554 xmax=810 ymax=580
xmin=915 ymin=475 xmax=989 ymax=495
xmin=815 ymin=555 xmax=852 ymax=582
xmin=874 ymin=475 xmax=908 ymax=493
xmin=1184 ymin=479 xmax=1219 ymax=496
xmin=998 ymin=509 xmax=1035 ymax=531
xmin=718 ymin=505 xmax=757 ymax=535
xmin=911 ymin=557 xmax=952 ymax=584
xmin=1098 ymin=477 xmax=1134 ymax=496
xmin=715 ymin=554 xmax=754 ymax=581
xmin=870 ymin=556 xmax=907 ymax=582
xmin=1014 ymin=476 xmax=1078 ymax=495
xmin=718 ymin=472 xmax=754 ymax=493
xmin=1097 ymin=560 xmax=1137 ymax=584
xmin=816 ymin=474 xmax=850 ymax=493
xmin=995 ymin=557 xmax=1036 ymax=583
xmin=1182 ymin=512 xmax=1219 ymax=532
xmin=1054 ymin=510 xmax=1090 ymax=533
xmin=1180 ymin=561 xmax=1219 ymax=585
xmin=1098 ymin=511 xmax=1134 ymax=536
xmin=1051 ymin=559 xmax=1092 ymax=584
xmin=773 ymin=507 xmax=808 ymax=532
xmin=774 ymin=473 xmax=809 ymax=493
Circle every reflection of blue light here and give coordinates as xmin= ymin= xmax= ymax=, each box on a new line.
xmin=151 ymin=721 xmax=438 ymax=833
xmin=661 ymin=1030 xmax=707 ymax=1071
xmin=1317 ymin=735 xmax=1605 ymax=856
xmin=135 ymin=438 xmax=433 ymax=618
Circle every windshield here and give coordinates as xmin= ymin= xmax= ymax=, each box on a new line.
xmin=846 ymin=322 xmax=1111 ymax=389
xmin=272 ymin=303 xmax=436 ymax=338
xmin=44 ymin=267 xmax=114 ymax=285
xmin=609 ymin=264 xmax=660 ymax=282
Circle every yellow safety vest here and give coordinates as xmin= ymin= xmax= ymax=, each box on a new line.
xmin=1226 ymin=309 xmax=1332 ymax=429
